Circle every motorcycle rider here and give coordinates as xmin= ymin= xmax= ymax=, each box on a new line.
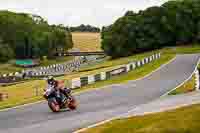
xmin=46 ymin=76 xmax=71 ymax=101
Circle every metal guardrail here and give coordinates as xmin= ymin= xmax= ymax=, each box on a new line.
xmin=56 ymin=51 xmax=105 ymax=56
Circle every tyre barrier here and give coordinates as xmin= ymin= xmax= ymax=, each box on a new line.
xmin=71 ymin=53 xmax=161 ymax=89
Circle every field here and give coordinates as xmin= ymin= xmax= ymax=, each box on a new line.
xmin=84 ymin=104 xmax=200 ymax=133
xmin=72 ymin=32 xmax=102 ymax=52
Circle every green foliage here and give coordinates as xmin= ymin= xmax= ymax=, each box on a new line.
xmin=101 ymin=0 xmax=200 ymax=58
xmin=0 ymin=11 xmax=73 ymax=62
xmin=70 ymin=24 xmax=100 ymax=32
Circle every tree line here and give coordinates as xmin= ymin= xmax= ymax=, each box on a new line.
xmin=101 ymin=0 xmax=200 ymax=58
xmin=0 ymin=11 xmax=73 ymax=62
xmin=70 ymin=24 xmax=100 ymax=32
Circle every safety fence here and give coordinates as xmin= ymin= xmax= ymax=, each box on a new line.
xmin=70 ymin=53 xmax=161 ymax=89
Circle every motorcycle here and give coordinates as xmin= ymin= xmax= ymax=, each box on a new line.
xmin=43 ymin=86 xmax=77 ymax=112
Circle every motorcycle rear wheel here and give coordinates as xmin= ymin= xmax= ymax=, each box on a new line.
xmin=48 ymin=98 xmax=60 ymax=112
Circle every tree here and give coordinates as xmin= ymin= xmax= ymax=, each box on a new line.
xmin=0 ymin=11 xmax=73 ymax=62
xmin=101 ymin=0 xmax=200 ymax=58
xmin=70 ymin=24 xmax=100 ymax=32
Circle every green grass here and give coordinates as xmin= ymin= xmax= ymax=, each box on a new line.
xmin=162 ymin=44 xmax=200 ymax=54
xmin=83 ymin=104 xmax=200 ymax=133
xmin=169 ymin=74 xmax=196 ymax=95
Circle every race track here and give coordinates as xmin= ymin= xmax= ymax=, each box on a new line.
xmin=0 ymin=54 xmax=199 ymax=133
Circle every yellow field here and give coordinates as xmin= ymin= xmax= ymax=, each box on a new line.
xmin=72 ymin=32 xmax=102 ymax=52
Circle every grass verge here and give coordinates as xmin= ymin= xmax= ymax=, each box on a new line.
xmin=83 ymin=104 xmax=200 ymax=133
xmin=169 ymin=74 xmax=196 ymax=95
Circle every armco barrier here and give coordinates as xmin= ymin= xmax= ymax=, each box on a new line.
xmin=71 ymin=53 xmax=161 ymax=89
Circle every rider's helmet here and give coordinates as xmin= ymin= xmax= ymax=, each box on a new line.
xmin=47 ymin=76 xmax=56 ymax=86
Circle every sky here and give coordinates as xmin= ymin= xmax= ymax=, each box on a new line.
xmin=0 ymin=0 xmax=168 ymax=27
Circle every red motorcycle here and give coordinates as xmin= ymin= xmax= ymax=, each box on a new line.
xmin=43 ymin=86 xmax=77 ymax=112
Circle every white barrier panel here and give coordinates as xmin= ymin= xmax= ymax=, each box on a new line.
xmin=15 ymin=72 xmax=19 ymax=76
xmin=145 ymin=58 xmax=149 ymax=63
xmin=142 ymin=59 xmax=145 ymax=65
xmin=126 ymin=64 xmax=131 ymax=72
xmin=195 ymin=69 xmax=199 ymax=90
xmin=88 ymin=75 xmax=95 ymax=84
xmin=156 ymin=53 xmax=159 ymax=59
xmin=100 ymin=72 xmax=106 ymax=80
xmin=149 ymin=56 xmax=152 ymax=62
xmin=137 ymin=61 xmax=141 ymax=67
xmin=131 ymin=62 xmax=136 ymax=70
xmin=71 ymin=78 xmax=81 ymax=89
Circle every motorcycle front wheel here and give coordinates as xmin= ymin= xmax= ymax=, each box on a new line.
xmin=67 ymin=96 xmax=77 ymax=110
